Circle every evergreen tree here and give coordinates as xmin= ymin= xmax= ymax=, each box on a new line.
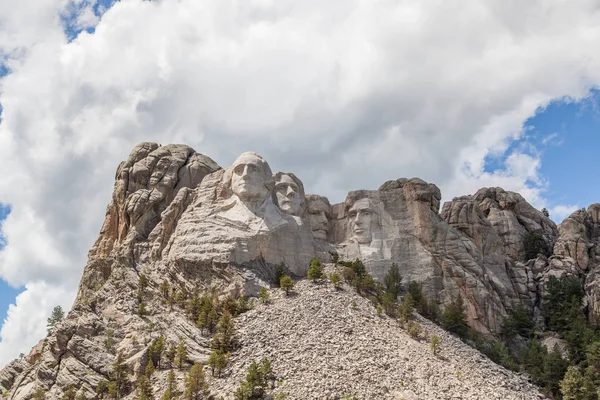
xmin=165 ymin=343 xmax=176 ymax=368
xmin=382 ymin=293 xmax=396 ymax=317
xmin=208 ymin=350 xmax=228 ymax=377
xmin=407 ymin=281 xmax=423 ymax=308
xmin=383 ymin=263 xmax=402 ymax=299
xmin=212 ymin=311 xmax=237 ymax=352
xmin=62 ymin=386 xmax=77 ymax=400
xmin=176 ymin=342 xmax=188 ymax=370
xmin=541 ymin=208 xmax=550 ymax=218
xmin=543 ymin=344 xmax=568 ymax=397
xmin=145 ymin=358 xmax=156 ymax=377
xmin=183 ymin=363 xmax=209 ymax=400
xmin=280 ymin=275 xmax=294 ymax=295
xmin=560 ymin=366 xmax=585 ymax=400
xmin=259 ymin=287 xmax=271 ymax=304
xmin=307 ymin=258 xmax=324 ymax=282
xmin=138 ymin=302 xmax=148 ymax=317
xmin=234 ymin=358 xmax=273 ymax=400
xmin=110 ymin=352 xmax=129 ymax=398
xmin=401 ymin=293 xmax=414 ymax=322
xmin=135 ymin=376 xmax=154 ymax=400
xmin=524 ymin=230 xmax=547 ymax=260
xmin=430 ymin=334 xmax=441 ymax=355
xmin=441 ymin=294 xmax=469 ymax=338
xmin=159 ymin=280 xmax=170 ymax=299
xmin=148 ymin=336 xmax=165 ymax=369
xmin=522 ymin=339 xmax=548 ymax=386
xmin=47 ymin=305 xmax=65 ymax=335
xmin=33 ymin=388 xmax=46 ymax=400
xmin=501 ymin=305 xmax=535 ymax=341
xmin=76 ymin=391 xmax=89 ymax=400
xmin=96 ymin=380 xmax=109 ymax=399
xmin=161 ymin=370 xmax=177 ymax=400
xmin=329 ymin=272 xmax=342 ymax=290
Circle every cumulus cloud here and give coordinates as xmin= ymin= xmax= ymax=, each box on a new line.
xmin=2 ymin=0 xmax=600 ymax=366
xmin=550 ymin=204 xmax=581 ymax=223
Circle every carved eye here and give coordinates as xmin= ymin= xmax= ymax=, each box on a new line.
xmin=234 ymin=165 xmax=244 ymax=175
xmin=247 ymin=164 xmax=258 ymax=173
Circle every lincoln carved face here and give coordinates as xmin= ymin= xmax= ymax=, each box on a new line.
xmin=347 ymin=198 xmax=378 ymax=244
xmin=274 ymin=173 xmax=304 ymax=216
xmin=306 ymin=195 xmax=331 ymax=240
xmin=230 ymin=152 xmax=272 ymax=200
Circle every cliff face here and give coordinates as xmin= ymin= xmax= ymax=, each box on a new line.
xmin=0 ymin=142 xmax=593 ymax=399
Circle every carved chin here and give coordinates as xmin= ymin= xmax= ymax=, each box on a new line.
xmin=354 ymin=232 xmax=372 ymax=244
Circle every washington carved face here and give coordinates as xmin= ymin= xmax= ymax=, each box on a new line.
xmin=274 ymin=174 xmax=303 ymax=216
xmin=348 ymin=198 xmax=377 ymax=244
xmin=231 ymin=153 xmax=271 ymax=200
xmin=306 ymin=196 xmax=331 ymax=240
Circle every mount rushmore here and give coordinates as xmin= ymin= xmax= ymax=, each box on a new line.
xmin=2 ymin=142 xmax=599 ymax=399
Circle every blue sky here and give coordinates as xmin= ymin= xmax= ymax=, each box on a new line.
xmin=482 ymin=90 xmax=600 ymax=218
xmin=0 ymin=205 xmax=21 ymax=332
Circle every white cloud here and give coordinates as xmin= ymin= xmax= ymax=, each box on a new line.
xmin=3 ymin=0 xmax=600 ymax=366
xmin=550 ymin=204 xmax=581 ymax=223
xmin=0 ymin=282 xmax=75 ymax=364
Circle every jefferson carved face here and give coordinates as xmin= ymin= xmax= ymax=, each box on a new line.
xmin=230 ymin=152 xmax=271 ymax=200
xmin=274 ymin=174 xmax=303 ymax=216
xmin=348 ymin=198 xmax=378 ymax=244
xmin=306 ymin=196 xmax=330 ymax=240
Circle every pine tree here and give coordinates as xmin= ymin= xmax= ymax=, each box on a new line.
xmin=259 ymin=287 xmax=271 ymax=304
xmin=165 ymin=343 xmax=176 ymax=368
xmin=183 ymin=363 xmax=209 ymax=400
xmin=76 ymin=391 xmax=89 ymax=400
xmin=212 ymin=311 xmax=237 ymax=352
xmin=280 ymin=275 xmax=294 ymax=295
xmin=329 ymin=272 xmax=342 ymax=290
xmin=62 ymin=386 xmax=77 ymax=400
xmin=161 ymin=370 xmax=177 ymax=400
xmin=145 ymin=358 xmax=156 ymax=377
xmin=138 ymin=301 xmax=148 ymax=317
xmin=307 ymin=258 xmax=324 ymax=282
xmin=407 ymin=281 xmax=423 ymax=308
xmin=383 ymin=263 xmax=402 ymax=299
xmin=441 ymin=294 xmax=469 ymax=338
xmin=401 ymin=293 xmax=414 ymax=322
xmin=96 ymin=380 xmax=109 ymax=399
xmin=176 ymin=341 xmax=188 ymax=370
xmin=148 ymin=336 xmax=165 ymax=369
xmin=543 ymin=344 xmax=568 ymax=397
xmin=33 ymin=388 xmax=46 ymax=400
xmin=47 ymin=305 xmax=65 ymax=335
xmin=522 ymin=338 xmax=548 ymax=386
xmin=561 ymin=366 xmax=585 ymax=400
xmin=208 ymin=350 xmax=228 ymax=377
xmin=430 ymin=334 xmax=441 ymax=355
xmin=110 ymin=352 xmax=129 ymax=398
xmin=136 ymin=375 xmax=154 ymax=400
xmin=160 ymin=280 xmax=170 ymax=298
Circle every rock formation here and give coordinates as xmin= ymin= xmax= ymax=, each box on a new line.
xmin=2 ymin=142 xmax=595 ymax=399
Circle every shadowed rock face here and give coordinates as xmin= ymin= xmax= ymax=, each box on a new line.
xmin=0 ymin=142 xmax=590 ymax=399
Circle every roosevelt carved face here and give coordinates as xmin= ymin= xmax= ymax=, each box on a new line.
xmin=274 ymin=174 xmax=303 ymax=216
xmin=348 ymin=198 xmax=378 ymax=244
xmin=230 ymin=152 xmax=272 ymax=200
xmin=306 ymin=196 xmax=331 ymax=240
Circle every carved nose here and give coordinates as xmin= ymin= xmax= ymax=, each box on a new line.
xmin=286 ymin=186 xmax=295 ymax=196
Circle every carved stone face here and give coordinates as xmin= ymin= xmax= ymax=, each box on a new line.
xmin=307 ymin=196 xmax=330 ymax=240
xmin=230 ymin=153 xmax=271 ymax=200
xmin=275 ymin=174 xmax=302 ymax=216
xmin=348 ymin=198 xmax=377 ymax=244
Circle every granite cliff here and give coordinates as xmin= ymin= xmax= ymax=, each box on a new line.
xmin=1 ymin=142 xmax=597 ymax=399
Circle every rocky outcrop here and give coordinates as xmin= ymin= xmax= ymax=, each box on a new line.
xmin=0 ymin=143 xmax=584 ymax=399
